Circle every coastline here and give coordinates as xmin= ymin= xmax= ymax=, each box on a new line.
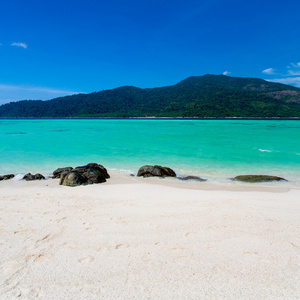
xmin=5 ymin=167 xmax=300 ymax=189
xmin=1 ymin=171 xmax=299 ymax=299
xmin=2 ymin=169 xmax=296 ymax=192
xmin=1 ymin=117 xmax=300 ymax=120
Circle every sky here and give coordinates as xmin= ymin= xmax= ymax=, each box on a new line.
xmin=1 ymin=0 xmax=300 ymax=105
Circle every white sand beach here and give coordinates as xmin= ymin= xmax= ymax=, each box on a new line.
xmin=0 ymin=172 xmax=299 ymax=299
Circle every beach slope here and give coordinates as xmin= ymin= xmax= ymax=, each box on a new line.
xmin=0 ymin=174 xmax=299 ymax=299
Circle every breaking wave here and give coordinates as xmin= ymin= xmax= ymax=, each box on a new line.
xmin=259 ymin=149 xmax=272 ymax=152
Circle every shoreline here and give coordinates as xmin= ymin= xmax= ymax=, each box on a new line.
xmin=2 ymin=168 xmax=299 ymax=191
xmin=3 ymin=168 xmax=300 ymax=190
xmin=1 ymin=117 xmax=300 ymax=120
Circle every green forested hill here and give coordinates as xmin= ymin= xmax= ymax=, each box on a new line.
xmin=1 ymin=74 xmax=300 ymax=118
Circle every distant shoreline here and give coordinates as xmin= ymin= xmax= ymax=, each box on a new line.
xmin=1 ymin=75 xmax=300 ymax=119
xmin=1 ymin=117 xmax=299 ymax=120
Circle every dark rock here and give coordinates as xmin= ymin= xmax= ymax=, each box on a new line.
xmin=137 ymin=165 xmax=176 ymax=178
xmin=23 ymin=173 xmax=35 ymax=181
xmin=59 ymin=171 xmax=87 ymax=187
xmin=231 ymin=175 xmax=287 ymax=183
xmin=59 ymin=170 xmax=71 ymax=184
xmin=52 ymin=167 xmax=73 ymax=178
xmin=23 ymin=173 xmax=45 ymax=181
xmin=34 ymin=173 xmax=46 ymax=180
xmin=82 ymin=168 xmax=107 ymax=184
xmin=0 ymin=174 xmax=15 ymax=181
xmin=75 ymin=163 xmax=110 ymax=179
xmin=178 ymin=176 xmax=207 ymax=182
xmin=59 ymin=163 xmax=110 ymax=187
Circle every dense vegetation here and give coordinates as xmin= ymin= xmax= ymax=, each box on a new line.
xmin=1 ymin=74 xmax=300 ymax=118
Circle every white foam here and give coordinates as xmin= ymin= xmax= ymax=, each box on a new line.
xmin=13 ymin=174 xmax=25 ymax=181
xmin=259 ymin=149 xmax=272 ymax=152
xmin=108 ymin=168 xmax=136 ymax=175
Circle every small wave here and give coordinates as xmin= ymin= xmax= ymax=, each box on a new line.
xmin=259 ymin=149 xmax=272 ymax=152
xmin=10 ymin=173 xmax=51 ymax=180
xmin=108 ymin=168 xmax=136 ymax=175
xmin=12 ymin=174 xmax=25 ymax=181
xmin=296 ymin=153 xmax=300 ymax=156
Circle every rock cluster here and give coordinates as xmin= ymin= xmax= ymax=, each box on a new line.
xmin=0 ymin=164 xmax=288 ymax=186
xmin=0 ymin=174 xmax=15 ymax=181
xmin=23 ymin=173 xmax=45 ymax=181
xmin=137 ymin=165 xmax=207 ymax=181
xmin=136 ymin=165 xmax=287 ymax=183
xmin=58 ymin=163 xmax=110 ymax=187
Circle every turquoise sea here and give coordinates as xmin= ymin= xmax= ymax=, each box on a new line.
xmin=0 ymin=119 xmax=300 ymax=185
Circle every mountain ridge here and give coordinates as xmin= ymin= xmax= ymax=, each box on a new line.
xmin=1 ymin=74 xmax=300 ymax=118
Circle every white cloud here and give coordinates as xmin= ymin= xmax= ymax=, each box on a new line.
xmin=11 ymin=42 xmax=27 ymax=49
xmin=262 ymin=68 xmax=276 ymax=75
xmin=284 ymin=62 xmax=300 ymax=76
xmin=291 ymin=62 xmax=300 ymax=68
xmin=223 ymin=71 xmax=230 ymax=75
xmin=0 ymin=84 xmax=77 ymax=94
xmin=288 ymin=70 xmax=300 ymax=76
xmin=0 ymin=83 xmax=81 ymax=105
xmin=267 ymin=77 xmax=300 ymax=87
xmin=263 ymin=62 xmax=300 ymax=88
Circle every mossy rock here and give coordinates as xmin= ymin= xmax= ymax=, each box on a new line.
xmin=52 ymin=167 xmax=73 ymax=178
xmin=0 ymin=174 xmax=15 ymax=181
xmin=137 ymin=165 xmax=176 ymax=178
xmin=23 ymin=173 xmax=45 ymax=181
xmin=59 ymin=171 xmax=88 ymax=186
xmin=75 ymin=163 xmax=110 ymax=179
xmin=59 ymin=163 xmax=110 ymax=187
xmin=178 ymin=176 xmax=207 ymax=182
xmin=231 ymin=175 xmax=287 ymax=183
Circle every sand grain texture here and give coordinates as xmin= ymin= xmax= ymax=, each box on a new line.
xmin=0 ymin=173 xmax=299 ymax=299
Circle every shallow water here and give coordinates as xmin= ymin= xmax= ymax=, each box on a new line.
xmin=0 ymin=119 xmax=299 ymax=185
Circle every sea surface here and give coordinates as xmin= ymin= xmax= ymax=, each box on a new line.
xmin=0 ymin=119 xmax=299 ymax=185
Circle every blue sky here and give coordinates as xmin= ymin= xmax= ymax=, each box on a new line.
xmin=1 ymin=0 xmax=300 ymax=104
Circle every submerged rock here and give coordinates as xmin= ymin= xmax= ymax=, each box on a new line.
xmin=52 ymin=167 xmax=73 ymax=178
xmin=59 ymin=163 xmax=110 ymax=187
xmin=178 ymin=175 xmax=207 ymax=182
xmin=0 ymin=174 xmax=15 ymax=181
xmin=137 ymin=165 xmax=176 ymax=178
xmin=231 ymin=175 xmax=287 ymax=183
xmin=23 ymin=173 xmax=45 ymax=181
